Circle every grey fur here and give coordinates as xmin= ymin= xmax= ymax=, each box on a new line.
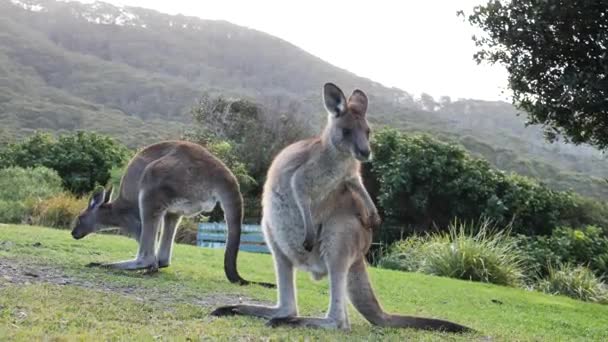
xmin=71 ymin=141 xmax=273 ymax=287
xmin=210 ymin=83 xmax=471 ymax=332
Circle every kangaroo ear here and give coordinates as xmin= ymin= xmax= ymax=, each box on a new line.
xmin=348 ymin=89 xmax=368 ymax=116
xmin=103 ymin=186 xmax=113 ymax=204
xmin=323 ymin=82 xmax=347 ymax=117
xmin=89 ymin=189 xmax=106 ymax=209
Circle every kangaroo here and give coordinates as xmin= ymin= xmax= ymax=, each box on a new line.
xmin=71 ymin=140 xmax=273 ymax=287
xmin=210 ymin=84 xmax=471 ymax=332
xmin=271 ymin=82 xmax=381 ymax=254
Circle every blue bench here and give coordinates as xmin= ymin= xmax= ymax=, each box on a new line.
xmin=197 ymin=222 xmax=270 ymax=254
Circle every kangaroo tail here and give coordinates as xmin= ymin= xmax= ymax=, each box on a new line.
xmin=218 ymin=179 xmax=274 ymax=288
xmin=347 ymin=258 xmax=472 ymax=333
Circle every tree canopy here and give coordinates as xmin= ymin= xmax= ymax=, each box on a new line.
xmin=464 ymin=0 xmax=608 ymax=149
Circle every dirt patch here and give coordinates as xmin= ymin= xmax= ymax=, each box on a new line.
xmin=0 ymin=258 xmax=257 ymax=308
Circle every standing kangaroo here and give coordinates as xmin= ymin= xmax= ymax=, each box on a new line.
xmin=211 ymin=83 xmax=471 ymax=332
xmin=71 ymin=140 xmax=273 ymax=287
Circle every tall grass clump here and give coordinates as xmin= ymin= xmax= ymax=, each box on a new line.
xmin=537 ymin=263 xmax=608 ymax=304
xmin=379 ymin=220 xmax=526 ymax=286
xmin=30 ymin=193 xmax=88 ymax=229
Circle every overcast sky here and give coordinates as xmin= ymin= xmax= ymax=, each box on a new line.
xmin=76 ymin=0 xmax=509 ymax=101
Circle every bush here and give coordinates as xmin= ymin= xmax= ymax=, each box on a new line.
xmin=0 ymin=166 xmax=63 ymax=223
xmin=0 ymin=166 xmax=63 ymax=202
xmin=515 ymin=226 xmax=608 ymax=278
xmin=367 ymin=128 xmax=608 ymax=239
xmin=30 ymin=193 xmax=88 ymax=229
xmin=537 ymin=263 xmax=608 ymax=304
xmin=379 ymin=220 xmax=526 ymax=286
xmin=0 ymin=200 xmax=32 ymax=224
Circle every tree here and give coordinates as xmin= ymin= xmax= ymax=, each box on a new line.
xmin=464 ymin=1 xmax=608 ymax=149
xmin=0 ymin=132 xmax=129 ymax=194
xmin=187 ymin=93 xmax=309 ymax=184
xmin=439 ymin=96 xmax=452 ymax=107
xmin=185 ymin=93 xmax=310 ymax=220
xmin=418 ymin=93 xmax=437 ymax=111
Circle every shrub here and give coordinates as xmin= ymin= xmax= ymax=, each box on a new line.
xmin=367 ymin=128 xmax=608 ymax=239
xmin=0 ymin=166 xmax=63 ymax=202
xmin=30 ymin=193 xmax=87 ymax=229
xmin=537 ymin=263 xmax=608 ymax=304
xmin=0 ymin=200 xmax=32 ymax=224
xmin=379 ymin=220 xmax=526 ymax=286
xmin=0 ymin=166 xmax=63 ymax=223
xmin=377 ymin=236 xmax=427 ymax=272
xmin=515 ymin=226 xmax=608 ymax=278
xmin=0 ymin=131 xmax=129 ymax=194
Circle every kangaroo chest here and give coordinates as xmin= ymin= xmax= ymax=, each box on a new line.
xmin=307 ymin=160 xmax=354 ymax=198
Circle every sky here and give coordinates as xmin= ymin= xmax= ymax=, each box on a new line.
xmin=76 ymin=0 xmax=509 ymax=101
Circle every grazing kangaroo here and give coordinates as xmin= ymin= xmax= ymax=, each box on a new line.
xmin=71 ymin=140 xmax=273 ymax=287
xmin=211 ymin=83 xmax=471 ymax=332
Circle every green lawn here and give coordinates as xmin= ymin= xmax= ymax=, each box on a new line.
xmin=0 ymin=225 xmax=607 ymax=341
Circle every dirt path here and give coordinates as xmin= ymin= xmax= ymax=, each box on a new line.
xmin=0 ymin=257 xmax=253 ymax=308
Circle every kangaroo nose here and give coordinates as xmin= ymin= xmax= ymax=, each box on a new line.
xmin=71 ymin=230 xmax=82 ymax=240
xmin=356 ymin=148 xmax=371 ymax=161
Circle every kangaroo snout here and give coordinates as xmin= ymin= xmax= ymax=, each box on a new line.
xmin=354 ymin=148 xmax=371 ymax=162
xmin=71 ymin=229 xmax=85 ymax=240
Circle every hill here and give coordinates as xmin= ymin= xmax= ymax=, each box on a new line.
xmin=1 ymin=225 xmax=608 ymax=340
xmin=0 ymin=0 xmax=606 ymax=199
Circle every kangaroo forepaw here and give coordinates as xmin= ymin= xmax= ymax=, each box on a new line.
xmin=210 ymin=305 xmax=240 ymax=317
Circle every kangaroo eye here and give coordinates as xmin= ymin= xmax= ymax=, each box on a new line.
xmin=342 ymin=128 xmax=352 ymax=137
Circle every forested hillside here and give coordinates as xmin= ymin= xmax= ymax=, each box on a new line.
xmin=0 ymin=0 xmax=606 ymax=199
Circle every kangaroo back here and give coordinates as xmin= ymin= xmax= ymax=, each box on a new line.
xmin=347 ymin=258 xmax=472 ymax=333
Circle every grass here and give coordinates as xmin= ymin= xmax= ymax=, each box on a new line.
xmin=0 ymin=225 xmax=607 ymax=341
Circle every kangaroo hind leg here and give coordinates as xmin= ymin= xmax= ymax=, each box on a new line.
xmin=267 ymin=247 xmax=351 ymax=330
xmin=211 ymin=242 xmax=298 ymax=319
xmin=157 ymin=213 xmax=181 ymax=268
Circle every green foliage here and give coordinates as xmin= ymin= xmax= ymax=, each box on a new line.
xmin=368 ymin=129 xmax=608 ymax=237
xmin=536 ymin=263 xmax=608 ymax=304
xmin=515 ymin=226 xmax=608 ymax=278
xmin=0 ymin=166 xmax=63 ymax=223
xmin=379 ymin=220 xmax=525 ymax=287
xmin=0 ymin=200 xmax=31 ymax=224
xmin=0 ymin=166 xmax=63 ymax=202
xmin=0 ymin=132 xmax=129 ymax=194
xmin=464 ymin=1 xmax=608 ymax=150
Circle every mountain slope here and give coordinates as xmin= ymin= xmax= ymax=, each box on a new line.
xmin=0 ymin=0 xmax=606 ymax=199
